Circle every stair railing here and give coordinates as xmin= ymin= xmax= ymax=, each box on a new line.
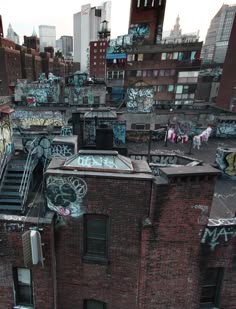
xmin=19 ymin=138 xmax=39 ymax=207
xmin=0 ymin=151 xmax=9 ymax=182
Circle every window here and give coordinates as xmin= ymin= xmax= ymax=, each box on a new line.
xmin=138 ymin=54 xmax=143 ymax=61
xmin=94 ymin=96 xmax=100 ymax=105
xmin=137 ymin=0 xmax=141 ymax=7
xmin=84 ymin=300 xmax=106 ymax=309
xmin=84 ymin=215 xmax=109 ymax=261
xmin=200 ymin=268 xmax=223 ymax=308
xmin=94 ymin=43 xmax=97 ymax=47
xmin=13 ymin=268 xmax=33 ymax=307
xmin=83 ymin=96 xmax=89 ymax=104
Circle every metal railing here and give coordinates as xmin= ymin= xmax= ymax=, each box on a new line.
xmin=19 ymin=138 xmax=39 ymax=207
xmin=0 ymin=151 xmax=9 ymax=181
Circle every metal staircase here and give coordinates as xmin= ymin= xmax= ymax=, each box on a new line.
xmin=0 ymin=143 xmax=39 ymax=212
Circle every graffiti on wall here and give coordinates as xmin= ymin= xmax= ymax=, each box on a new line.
xmin=201 ymin=226 xmax=236 ymax=250
xmin=61 ymin=126 xmax=73 ymax=137
xmin=15 ymin=73 xmax=60 ymax=105
xmin=216 ymin=121 xmax=236 ymax=137
xmin=0 ymin=115 xmax=13 ymax=158
xmin=12 ymin=111 xmax=64 ymax=128
xmin=51 ymin=143 xmax=74 ymax=158
xmin=129 ymin=23 xmax=150 ymax=42
xmin=127 ymin=87 xmax=154 ymax=113
xmin=84 ymin=120 xmax=126 ymax=146
xmin=46 ymin=176 xmax=87 ymax=217
xmin=216 ymin=147 xmax=236 ymax=178
xmin=192 ymin=204 xmax=209 ymax=225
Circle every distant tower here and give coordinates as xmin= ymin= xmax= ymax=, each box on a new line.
xmin=129 ymin=0 xmax=166 ymax=44
xmin=202 ymin=4 xmax=236 ymax=63
xmin=6 ymin=23 xmax=20 ymax=44
xmin=170 ymin=15 xmax=182 ymax=37
xmin=39 ymin=25 xmax=56 ymax=52
xmin=0 ymin=15 xmax=4 ymax=37
xmin=23 ymin=28 xmax=40 ymax=52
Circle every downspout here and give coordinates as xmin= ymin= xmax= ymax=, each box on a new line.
xmin=137 ymin=179 xmax=157 ymax=309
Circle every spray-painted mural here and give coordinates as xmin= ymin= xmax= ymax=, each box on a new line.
xmin=84 ymin=120 xmax=126 ymax=146
xmin=127 ymin=87 xmax=154 ymax=113
xmin=64 ymin=84 xmax=106 ymax=106
xmin=12 ymin=111 xmax=64 ymax=128
xmin=46 ymin=176 xmax=87 ymax=217
xmin=129 ymin=23 xmax=150 ymax=43
xmin=14 ymin=73 xmax=61 ymax=105
xmin=216 ymin=121 xmax=236 ymax=137
xmin=216 ymin=147 xmax=236 ymax=178
xmin=0 ymin=114 xmax=13 ymax=158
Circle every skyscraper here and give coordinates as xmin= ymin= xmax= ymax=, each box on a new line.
xmin=39 ymin=25 xmax=56 ymax=52
xmin=201 ymin=4 xmax=236 ymax=63
xmin=6 ymin=23 xmax=20 ymax=44
xmin=56 ymin=35 xmax=73 ymax=58
xmin=73 ymin=1 xmax=111 ymax=73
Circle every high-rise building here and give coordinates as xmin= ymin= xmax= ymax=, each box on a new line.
xmin=73 ymin=1 xmax=111 ymax=73
xmin=6 ymin=23 xmax=20 ymax=44
xmin=216 ymin=15 xmax=236 ymax=111
xmin=201 ymin=4 xmax=236 ymax=63
xmin=56 ymin=35 xmax=73 ymax=58
xmin=39 ymin=25 xmax=56 ymax=52
xmin=128 ymin=0 xmax=166 ymax=45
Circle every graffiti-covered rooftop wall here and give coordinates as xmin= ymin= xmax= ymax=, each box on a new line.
xmin=14 ymin=73 xmax=61 ymax=105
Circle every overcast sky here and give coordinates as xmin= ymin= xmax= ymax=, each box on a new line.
xmin=1 ymin=0 xmax=236 ymax=43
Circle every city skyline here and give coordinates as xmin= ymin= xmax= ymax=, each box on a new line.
xmin=1 ymin=0 xmax=236 ymax=44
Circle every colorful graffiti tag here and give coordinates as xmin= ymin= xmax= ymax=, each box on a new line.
xmin=216 ymin=121 xmax=236 ymax=137
xmin=12 ymin=111 xmax=64 ymax=128
xmin=127 ymin=87 xmax=154 ymax=113
xmin=129 ymin=23 xmax=150 ymax=42
xmin=216 ymin=147 xmax=236 ymax=178
xmin=46 ymin=176 xmax=87 ymax=217
xmin=0 ymin=115 xmax=13 ymax=158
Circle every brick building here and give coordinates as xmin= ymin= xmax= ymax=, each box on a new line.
xmin=125 ymin=41 xmax=202 ymax=111
xmin=0 ymin=38 xmax=22 ymax=96
xmin=216 ymin=15 xmax=236 ymax=112
xmin=90 ymin=40 xmax=108 ymax=79
xmin=1 ymin=127 xmax=236 ymax=308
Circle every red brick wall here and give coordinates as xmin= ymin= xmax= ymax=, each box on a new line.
xmin=55 ymin=176 xmax=152 ymax=309
xmin=140 ymin=174 xmax=218 ymax=309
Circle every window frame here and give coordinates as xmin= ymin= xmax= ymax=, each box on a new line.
xmin=83 ymin=214 xmax=109 ymax=264
xmin=84 ymin=299 xmax=107 ymax=309
xmin=13 ymin=267 xmax=34 ymax=307
xmin=200 ymin=267 xmax=224 ymax=308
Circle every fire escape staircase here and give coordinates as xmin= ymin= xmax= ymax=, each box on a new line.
xmin=0 ymin=142 xmax=39 ymax=212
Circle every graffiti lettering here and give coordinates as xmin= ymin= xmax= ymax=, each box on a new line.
xmin=208 ymin=217 xmax=236 ymax=226
xmin=51 ymin=144 xmax=74 ymax=158
xmin=201 ymin=226 xmax=236 ymax=250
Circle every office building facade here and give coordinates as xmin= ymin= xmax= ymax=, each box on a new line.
xmin=39 ymin=25 xmax=56 ymax=52
xmin=73 ymin=1 xmax=111 ymax=73
xmin=201 ymin=4 xmax=236 ymax=63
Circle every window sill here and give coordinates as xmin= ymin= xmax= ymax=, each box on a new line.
xmin=83 ymin=255 xmax=109 ymax=265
